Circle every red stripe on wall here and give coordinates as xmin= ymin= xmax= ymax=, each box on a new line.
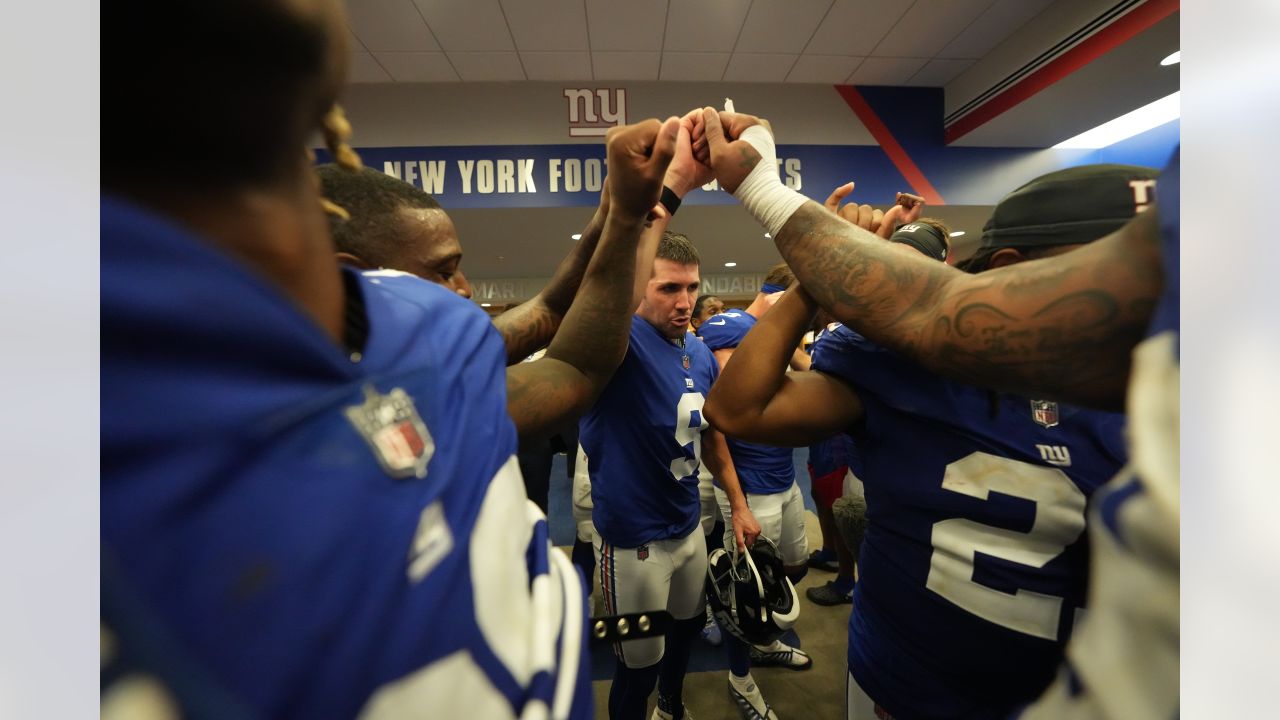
xmin=834 ymin=85 xmax=945 ymax=205
xmin=944 ymin=0 xmax=1179 ymax=144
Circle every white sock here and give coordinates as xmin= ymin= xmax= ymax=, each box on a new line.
xmin=729 ymin=671 xmax=755 ymax=691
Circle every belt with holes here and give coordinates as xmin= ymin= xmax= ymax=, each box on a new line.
xmin=587 ymin=610 xmax=672 ymax=645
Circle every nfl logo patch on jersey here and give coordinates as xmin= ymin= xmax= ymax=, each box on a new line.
xmin=637 ymin=545 xmax=649 ymax=561
xmin=345 ymin=386 xmax=435 ymax=479
xmin=1030 ymin=399 xmax=1060 ymax=429
xmin=682 ymin=355 xmax=691 ymax=370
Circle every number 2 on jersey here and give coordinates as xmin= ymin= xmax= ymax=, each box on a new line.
xmin=669 ymin=392 xmax=707 ymax=482
xmin=926 ymin=452 xmax=1087 ymax=641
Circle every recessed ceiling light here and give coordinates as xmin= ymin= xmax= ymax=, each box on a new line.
xmin=480 ymin=303 xmax=492 ymax=307
xmin=949 ymin=231 xmax=965 ymax=237
xmin=724 ymin=262 xmax=737 ymax=268
xmin=1160 ymin=51 xmax=1180 ymax=66
xmin=571 ymin=233 xmax=582 ymax=240
xmin=1052 ymin=91 xmax=1180 ymax=149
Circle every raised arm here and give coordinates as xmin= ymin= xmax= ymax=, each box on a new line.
xmin=698 ymin=107 xmax=1163 ymax=410
xmin=705 ymin=286 xmax=863 ymax=446
xmin=492 ymin=206 xmax=606 ymax=365
xmin=504 ymin=117 xmax=680 ymax=447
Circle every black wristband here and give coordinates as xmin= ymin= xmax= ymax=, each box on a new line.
xmin=660 ymin=186 xmax=682 ymax=217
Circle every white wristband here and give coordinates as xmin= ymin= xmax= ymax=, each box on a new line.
xmin=731 ymin=126 xmax=808 ymax=236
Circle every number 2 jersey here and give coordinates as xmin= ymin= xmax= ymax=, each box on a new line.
xmin=812 ymin=327 xmax=1128 ymax=719
xmin=101 ymin=198 xmax=589 ymax=719
xmin=697 ymin=311 xmax=796 ymax=494
xmin=1017 ymin=148 xmax=1180 ymax=720
xmin=579 ymin=317 xmax=718 ymax=548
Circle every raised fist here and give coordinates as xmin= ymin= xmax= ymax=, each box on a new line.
xmin=605 ymin=117 xmax=681 ymax=221
xmin=692 ymin=107 xmax=774 ymax=195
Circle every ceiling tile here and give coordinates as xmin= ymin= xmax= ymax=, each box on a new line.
xmin=592 ymin=51 xmax=661 ymax=81
xmin=872 ymin=0 xmax=991 ymax=58
xmin=735 ymin=0 xmax=835 ymax=54
xmin=664 ymin=0 xmax=753 ymax=53
xmin=936 ymin=0 xmax=1056 ymax=59
xmin=586 ymin=0 xmax=668 ymax=52
xmin=346 ymin=0 xmax=439 ymax=52
xmin=348 ymin=53 xmax=393 ymax=83
xmin=448 ymin=52 xmax=526 ymax=81
xmin=904 ymin=57 xmax=976 ymax=86
xmin=787 ymin=54 xmax=864 ymax=84
xmin=724 ymin=53 xmax=799 ymax=83
xmin=659 ymin=52 xmax=732 ymax=82
xmin=500 ymin=0 xmax=589 ymax=52
xmin=805 ymin=0 xmax=913 ymax=56
xmin=373 ymin=52 xmax=459 ymax=82
xmin=846 ymin=56 xmax=928 ymax=85
xmin=413 ymin=0 xmax=514 ymax=52
xmin=520 ymin=52 xmax=592 ymax=81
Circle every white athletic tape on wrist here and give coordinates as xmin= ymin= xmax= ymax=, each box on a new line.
xmin=731 ymin=126 xmax=808 ymax=236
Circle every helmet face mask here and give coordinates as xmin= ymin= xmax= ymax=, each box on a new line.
xmin=705 ymin=537 xmax=800 ymax=646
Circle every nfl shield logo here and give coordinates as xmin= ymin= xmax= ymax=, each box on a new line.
xmin=345 ymin=386 xmax=435 ymax=479
xmin=637 ymin=545 xmax=649 ymax=561
xmin=682 ymin=355 xmax=691 ymax=370
xmin=1030 ymin=399 xmax=1060 ymax=429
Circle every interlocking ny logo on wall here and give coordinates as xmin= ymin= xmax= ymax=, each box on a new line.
xmin=564 ymin=88 xmax=626 ymax=137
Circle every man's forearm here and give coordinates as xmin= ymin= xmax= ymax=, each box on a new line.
xmin=773 ymin=202 xmax=1162 ymax=409
xmin=705 ymin=287 xmax=817 ymax=434
xmin=493 ymin=207 xmax=605 ymax=364
xmin=702 ymin=429 xmax=748 ymax=510
xmin=543 ymin=210 xmax=648 ymax=384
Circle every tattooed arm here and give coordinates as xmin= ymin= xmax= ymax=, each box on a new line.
xmin=771 ymin=205 xmax=1162 ymax=410
xmin=505 ymin=117 xmax=680 ymax=447
xmin=492 ymin=207 xmax=605 ymax=365
xmin=697 ymin=107 xmax=1162 ymax=410
xmin=705 ymin=286 xmax=864 ymax=446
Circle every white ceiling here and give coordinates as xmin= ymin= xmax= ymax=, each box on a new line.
xmin=346 ymin=0 xmax=1057 ymax=86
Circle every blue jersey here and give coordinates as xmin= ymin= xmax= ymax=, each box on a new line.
xmin=813 ymin=327 xmax=1127 ymax=719
xmin=102 ymin=198 xmax=589 ymax=720
xmin=807 ymin=325 xmax=863 ymax=478
xmin=1018 ymin=149 xmax=1181 ymax=720
xmin=697 ymin=310 xmax=796 ymax=494
xmin=580 ymin=316 xmax=719 ymax=547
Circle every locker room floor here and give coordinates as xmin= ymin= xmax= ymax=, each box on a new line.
xmin=547 ymin=450 xmax=849 ymax=718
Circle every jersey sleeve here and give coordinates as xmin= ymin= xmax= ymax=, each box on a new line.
xmin=696 ymin=312 xmax=747 ymax=351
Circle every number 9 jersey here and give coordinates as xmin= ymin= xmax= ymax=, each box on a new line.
xmin=812 ymin=327 xmax=1128 ymax=719
xmin=579 ymin=316 xmax=720 ymax=548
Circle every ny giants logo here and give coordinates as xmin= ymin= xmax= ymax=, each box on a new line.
xmin=564 ymin=88 xmax=627 ymax=137
xmin=1130 ymin=178 xmax=1157 ymax=213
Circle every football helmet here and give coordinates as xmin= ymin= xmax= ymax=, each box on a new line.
xmin=705 ymin=536 xmax=800 ymax=645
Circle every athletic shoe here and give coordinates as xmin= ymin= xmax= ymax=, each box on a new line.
xmin=701 ymin=605 xmax=723 ymax=646
xmin=806 ymin=580 xmax=854 ymax=606
xmin=806 ymin=549 xmax=838 ymax=572
xmin=748 ymin=639 xmax=813 ymax=670
xmin=728 ymin=675 xmax=778 ymax=720
xmin=652 ymin=700 xmax=694 ymax=720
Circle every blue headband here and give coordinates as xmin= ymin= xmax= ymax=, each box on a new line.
xmin=760 ymin=282 xmax=787 ymax=294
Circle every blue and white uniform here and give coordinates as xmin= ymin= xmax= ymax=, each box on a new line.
xmin=699 ymin=312 xmax=797 ymax=495
xmin=102 ymin=198 xmax=588 ymax=720
xmin=699 ymin=311 xmax=808 ymax=565
xmin=579 ymin=316 xmax=719 ymax=667
xmin=813 ymin=327 xmax=1128 ymax=720
xmin=1017 ymin=148 xmax=1180 ymax=720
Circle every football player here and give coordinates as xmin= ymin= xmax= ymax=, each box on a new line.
xmin=580 ymin=229 xmax=762 ymax=720
xmin=697 ymin=106 xmax=1179 ymax=720
xmin=696 ymin=263 xmax=816 ymax=719
xmin=102 ymin=1 xmax=682 ymax=716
